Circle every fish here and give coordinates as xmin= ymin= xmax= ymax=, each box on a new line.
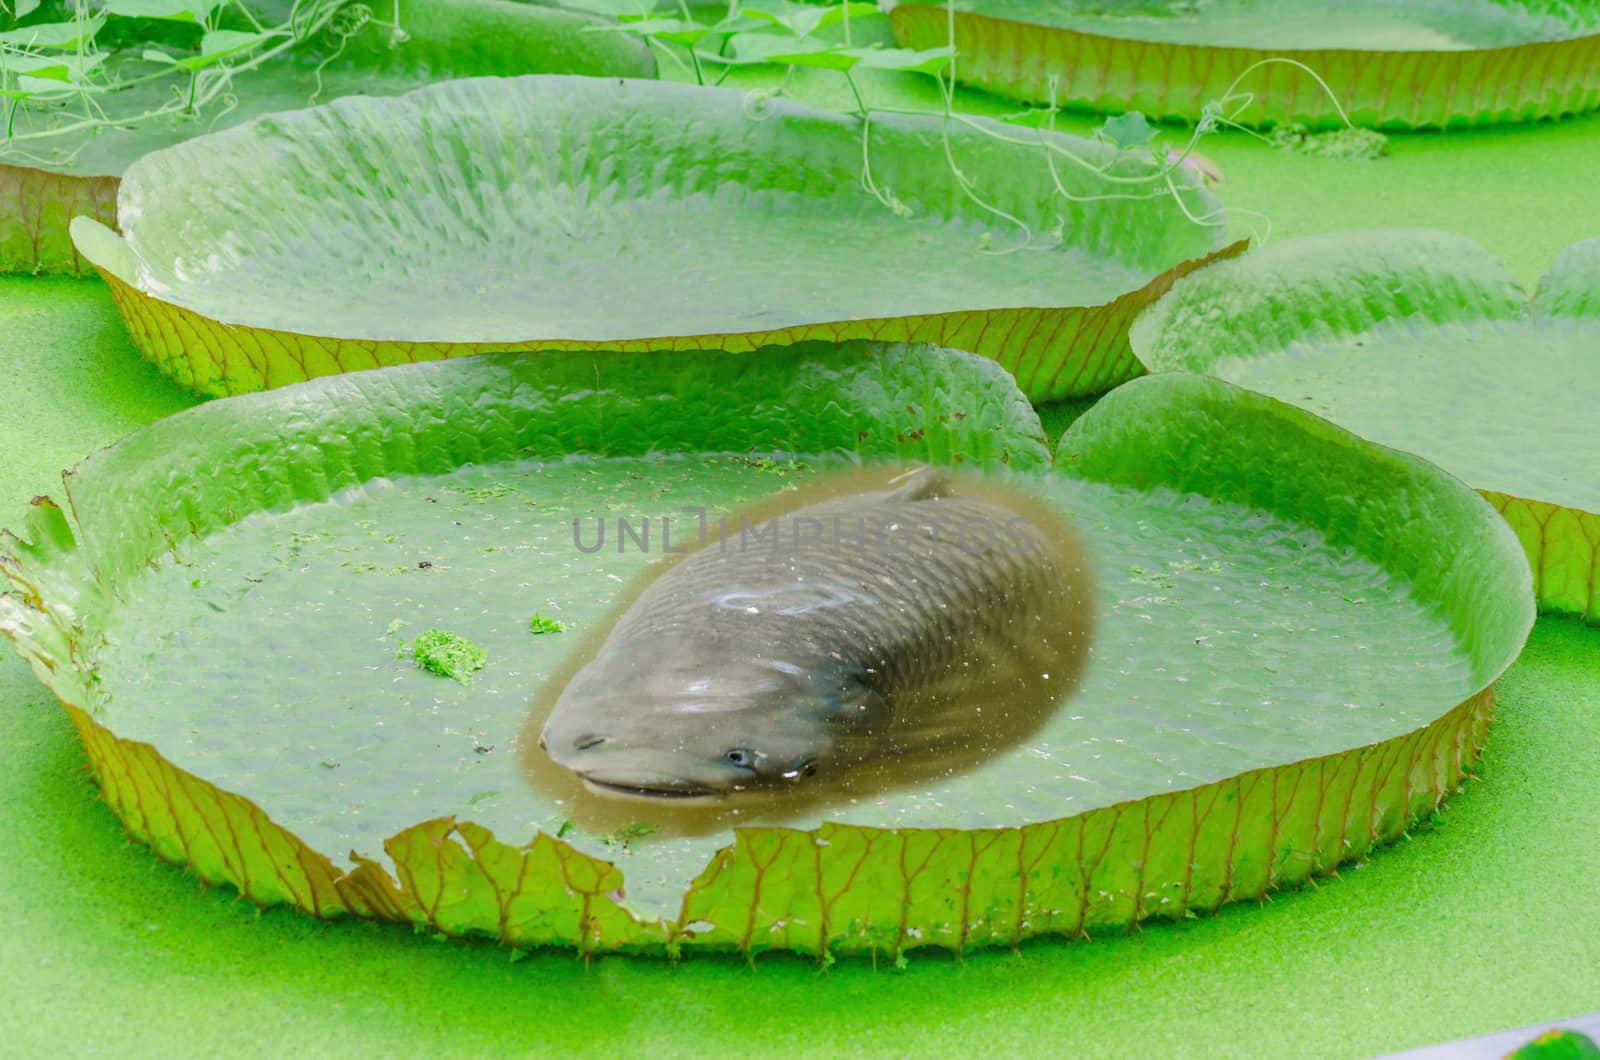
xmin=525 ymin=464 xmax=1095 ymax=807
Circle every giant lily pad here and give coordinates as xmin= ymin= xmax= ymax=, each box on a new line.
xmin=890 ymin=1 xmax=1600 ymax=130
xmin=0 ymin=0 xmax=655 ymax=274
xmin=0 ymin=342 xmax=1532 ymax=957
xmin=70 ymin=73 xmax=1231 ymax=401
xmin=1132 ymin=229 xmax=1600 ymax=621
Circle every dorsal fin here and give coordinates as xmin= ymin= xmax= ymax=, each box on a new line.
xmin=883 ymin=464 xmax=953 ymax=503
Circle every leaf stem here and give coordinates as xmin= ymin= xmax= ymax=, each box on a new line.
xmin=685 ymin=39 xmax=703 ymax=85
xmin=843 ymin=68 xmax=866 ymax=117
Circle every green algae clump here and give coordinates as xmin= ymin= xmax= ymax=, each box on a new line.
xmin=409 ymin=629 xmax=487 ymax=685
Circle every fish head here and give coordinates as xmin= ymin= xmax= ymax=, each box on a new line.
xmin=538 ymin=636 xmax=883 ymax=801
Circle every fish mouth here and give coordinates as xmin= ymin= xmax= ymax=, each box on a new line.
xmin=579 ymin=776 xmax=728 ymax=802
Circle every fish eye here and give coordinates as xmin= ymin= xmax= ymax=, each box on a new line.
xmin=724 ymin=748 xmax=760 ymax=771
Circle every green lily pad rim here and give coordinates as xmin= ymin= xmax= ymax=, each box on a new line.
xmin=1129 ymin=227 xmax=1599 ymax=620
xmin=73 ymin=72 xmax=1225 ymax=339
xmin=66 ymin=73 xmax=1233 ymax=400
xmin=1060 ymin=370 xmax=1534 ymax=687
xmin=0 ymin=349 xmax=1535 ymax=957
xmin=1130 ymin=227 xmax=1574 ymax=365
xmin=890 ymin=2 xmax=1600 ymax=130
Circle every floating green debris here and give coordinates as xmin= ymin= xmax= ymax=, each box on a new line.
xmin=528 ymin=613 xmax=566 ymax=635
xmin=1268 ymin=122 xmax=1388 ymax=160
xmin=733 ymin=455 xmax=811 ymax=475
xmin=443 ymin=482 xmax=519 ymax=502
xmin=599 ymin=822 xmax=660 ymax=850
xmin=407 ymin=629 xmax=486 ymax=686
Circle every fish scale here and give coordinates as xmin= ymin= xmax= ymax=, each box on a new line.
xmin=603 ymin=489 xmax=1066 ymax=711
